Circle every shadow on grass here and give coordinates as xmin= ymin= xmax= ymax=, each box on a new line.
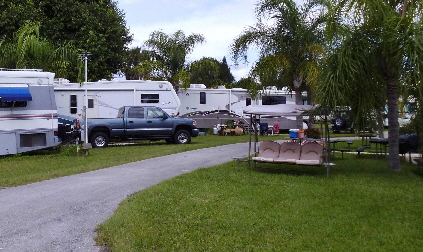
xmin=412 ymin=167 xmax=423 ymax=178
xmin=251 ymin=163 xmax=325 ymax=177
xmin=246 ymin=153 xmax=422 ymax=178
xmin=108 ymin=139 xmax=206 ymax=148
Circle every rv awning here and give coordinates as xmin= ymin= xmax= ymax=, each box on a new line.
xmin=243 ymin=104 xmax=313 ymax=116
xmin=0 ymin=87 xmax=32 ymax=102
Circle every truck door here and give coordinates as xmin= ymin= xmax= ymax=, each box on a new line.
xmin=125 ymin=107 xmax=149 ymax=137
xmin=145 ymin=107 xmax=173 ymax=136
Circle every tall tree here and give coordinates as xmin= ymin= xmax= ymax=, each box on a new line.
xmin=235 ymin=77 xmax=262 ymax=101
xmin=189 ymin=57 xmax=220 ymax=88
xmin=122 ymin=48 xmax=163 ymax=80
xmin=0 ymin=0 xmax=132 ymax=81
xmin=231 ymin=0 xmax=323 ymax=128
xmin=144 ymin=30 xmax=205 ymax=88
xmin=189 ymin=57 xmax=235 ymax=88
xmin=315 ymin=0 xmax=423 ymax=171
xmin=219 ymin=57 xmax=235 ymax=84
xmin=0 ymin=22 xmax=82 ymax=79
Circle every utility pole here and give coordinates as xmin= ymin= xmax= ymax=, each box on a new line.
xmin=80 ymin=52 xmax=91 ymax=145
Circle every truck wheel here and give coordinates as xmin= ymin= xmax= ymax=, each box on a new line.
xmin=174 ymin=130 xmax=191 ymax=144
xmin=334 ymin=116 xmax=344 ymax=127
xmin=91 ymin=132 xmax=109 ymax=148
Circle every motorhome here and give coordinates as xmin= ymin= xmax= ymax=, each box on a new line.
xmin=0 ymin=70 xmax=60 ymax=155
xmin=53 ymin=79 xmax=180 ymax=120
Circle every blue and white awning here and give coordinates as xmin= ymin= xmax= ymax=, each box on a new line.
xmin=0 ymin=87 xmax=32 ymax=102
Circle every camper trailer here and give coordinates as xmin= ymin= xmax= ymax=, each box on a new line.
xmin=179 ymin=85 xmax=303 ymax=116
xmin=54 ymin=79 xmax=180 ymax=120
xmin=0 ymin=70 xmax=60 ymax=155
xmin=178 ymin=85 xmax=306 ymax=129
xmin=179 ymin=84 xmax=254 ymax=117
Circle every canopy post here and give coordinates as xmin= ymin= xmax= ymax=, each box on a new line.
xmin=248 ymin=114 xmax=253 ymax=169
xmin=254 ymin=115 xmax=259 ymax=154
xmin=324 ymin=115 xmax=331 ymax=177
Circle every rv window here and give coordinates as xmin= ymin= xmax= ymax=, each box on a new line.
xmin=88 ymin=98 xmax=94 ymax=108
xmin=70 ymin=95 xmax=77 ymax=114
xmin=262 ymin=96 xmax=286 ymax=105
xmin=141 ymin=94 xmax=159 ymax=103
xmin=246 ymin=98 xmax=251 ymax=106
xmin=200 ymin=92 xmax=206 ymax=104
xmin=0 ymin=101 xmax=27 ymax=107
xmin=128 ymin=107 xmax=144 ymax=118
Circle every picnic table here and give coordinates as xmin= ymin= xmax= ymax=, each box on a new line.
xmin=358 ymin=133 xmax=377 ymax=148
xmin=329 ymin=139 xmax=347 ymax=159
xmin=369 ymin=138 xmax=389 ymax=157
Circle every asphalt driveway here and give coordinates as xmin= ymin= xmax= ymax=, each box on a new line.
xmin=0 ymin=142 xmax=250 ymax=251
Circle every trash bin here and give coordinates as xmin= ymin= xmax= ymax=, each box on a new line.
xmin=259 ymin=123 xmax=269 ymax=135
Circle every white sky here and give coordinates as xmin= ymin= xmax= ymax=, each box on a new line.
xmin=116 ymin=0 xmax=260 ymax=81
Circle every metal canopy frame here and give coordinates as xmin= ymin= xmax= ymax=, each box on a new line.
xmin=244 ymin=104 xmax=333 ymax=176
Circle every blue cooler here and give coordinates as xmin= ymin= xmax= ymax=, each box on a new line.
xmin=289 ymin=129 xmax=299 ymax=138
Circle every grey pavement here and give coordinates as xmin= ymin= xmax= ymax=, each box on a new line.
xmin=0 ymin=142 xmax=250 ymax=252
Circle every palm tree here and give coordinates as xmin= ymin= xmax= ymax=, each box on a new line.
xmin=315 ymin=0 xmax=423 ymax=171
xmin=144 ymin=30 xmax=205 ymax=89
xmin=0 ymin=22 xmax=82 ymax=81
xmin=231 ymin=0 xmax=324 ymax=128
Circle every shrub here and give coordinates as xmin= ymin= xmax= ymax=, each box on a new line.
xmin=305 ymin=127 xmax=322 ymax=139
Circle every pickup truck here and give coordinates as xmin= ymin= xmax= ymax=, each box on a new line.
xmin=86 ymin=106 xmax=199 ymax=148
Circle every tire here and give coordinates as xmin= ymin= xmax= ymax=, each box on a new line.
xmin=90 ymin=132 xmax=109 ymax=148
xmin=334 ymin=116 xmax=344 ymax=127
xmin=174 ymin=130 xmax=191 ymax=144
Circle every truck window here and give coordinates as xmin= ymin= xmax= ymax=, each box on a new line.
xmin=147 ymin=107 xmax=164 ymax=119
xmin=117 ymin=107 xmax=125 ymax=118
xmin=141 ymin=94 xmax=159 ymax=103
xmin=127 ymin=107 xmax=144 ymax=118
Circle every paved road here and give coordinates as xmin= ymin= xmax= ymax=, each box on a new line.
xmin=0 ymin=143 xmax=250 ymax=252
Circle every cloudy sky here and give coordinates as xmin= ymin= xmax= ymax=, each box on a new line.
xmin=116 ymin=0 xmax=260 ymax=80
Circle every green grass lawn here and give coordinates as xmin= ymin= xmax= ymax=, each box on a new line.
xmin=95 ymin=155 xmax=423 ymax=251
xmin=0 ymin=134 xmax=287 ymax=187
xmin=2 ymin=132 xmax=422 ymax=251
xmin=0 ymin=133 xmax=404 ymax=187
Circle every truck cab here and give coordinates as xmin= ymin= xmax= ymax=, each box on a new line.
xmin=87 ymin=106 xmax=199 ymax=148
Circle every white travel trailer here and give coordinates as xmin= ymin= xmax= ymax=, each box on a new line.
xmin=179 ymin=85 xmax=303 ymax=116
xmin=54 ymin=79 xmax=180 ymax=120
xmin=179 ymin=84 xmax=255 ymax=117
xmin=0 ymin=70 xmax=60 ymax=155
xmin=178 ymin=85 xmax=307 ymax=129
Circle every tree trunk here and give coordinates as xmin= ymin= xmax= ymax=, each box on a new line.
xmin=294 ymin=77 xmax=303 ymax=129
xmin=307 ymin=94 xmax=314 ymax=129
xmin=386 ymin=78 xmax=401 ymax=171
